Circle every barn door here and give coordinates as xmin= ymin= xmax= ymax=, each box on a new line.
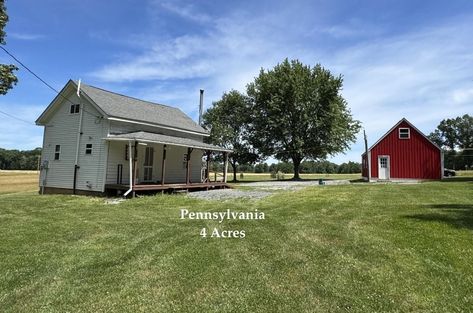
xmin=143 ymin=147 xmax=154 ymax=182
xmin=378 ymin=156 xmax=390 ymax=180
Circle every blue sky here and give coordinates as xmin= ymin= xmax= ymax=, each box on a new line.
xmin=0 ymin=0 xmax=472 ymax=163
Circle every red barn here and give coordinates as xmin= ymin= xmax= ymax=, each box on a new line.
xmin=362 ymin=118 xmax=443 ymax=181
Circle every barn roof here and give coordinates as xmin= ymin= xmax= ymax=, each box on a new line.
xmin=36 ymin=80 xmax=209 ymax=136
xmin=362 ymin=118 xmax=441 ymax=156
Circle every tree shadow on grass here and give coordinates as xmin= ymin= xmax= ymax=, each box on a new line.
xmin=441 ymin=177 xmax=473 ymax=183
xmin=405 ymin=204 xmax=473 ymax=230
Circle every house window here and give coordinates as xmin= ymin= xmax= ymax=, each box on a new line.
xmin=85 ymin=144 xmax=93 ymax=155
xmin=399 ymin=128 xmax=410 ymax=139
xmin=54 ymin=145 xmax=61 ymax=160
xmin=125 ymin=144 xmax=136 ymax=160
xmin=70 ymin=104 xmax=80 ymax=114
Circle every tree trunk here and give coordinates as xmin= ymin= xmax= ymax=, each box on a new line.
xmin=231 ymin=162 xmax=238 ymax=182
xmin=292 ymin=157 xmax=301 ymax=180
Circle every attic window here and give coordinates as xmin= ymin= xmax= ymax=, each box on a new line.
xmin=399 ymin=128 xmax=410 ymax=139
xmin=70 ymin=104 xmax=80 ymax=114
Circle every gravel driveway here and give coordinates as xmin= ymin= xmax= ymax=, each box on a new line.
xmin=187 ymin=180 xmax=350 ymax=201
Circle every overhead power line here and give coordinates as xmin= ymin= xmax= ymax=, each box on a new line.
xmin=0 ymin=46 xmax=61 ymax=95
xmin=0 ymin=108 xmax=34 ymax=125
xmin=0 ymin=46 xmax=103 ymax=120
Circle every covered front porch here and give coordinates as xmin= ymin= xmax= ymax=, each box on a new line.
xmin=103 ymin=131 xmax=232 ymax=197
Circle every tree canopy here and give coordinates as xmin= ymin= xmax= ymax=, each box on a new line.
xmin=202 ymin=90 xmax=259 ymax=181
xmin=0 ymin=147 xmax=42 ymax=170
xmin=246 ymin=59 xmax=361 ymax=179
xmin=428 ymin=114 xmax=473 ymax=170
xmin=0 ymin=1 xmax=18 ymax=95
xmin=428 ymin=114 xmax=473 ymax=151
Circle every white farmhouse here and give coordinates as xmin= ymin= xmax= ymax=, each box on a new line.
xmin=36 ymin=80 xmax=231 ymax=196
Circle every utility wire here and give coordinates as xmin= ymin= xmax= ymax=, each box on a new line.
xmin=0 ymin=46 xmax=61 ymax=95
xmin=0 ymin=108 xmax=34 ymax=125
xmin=0 ymin=45 xmax=103 ymax=120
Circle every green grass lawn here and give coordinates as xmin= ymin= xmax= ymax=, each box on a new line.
xmin=226 ymin=172 xmax=361 ymax=182
xmin=1 ymin=179 xmax=473 ymax=312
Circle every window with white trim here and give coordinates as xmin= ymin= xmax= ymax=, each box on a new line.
xmin=85 ymin=144 xmax=93 ymax=155
xmin=54 ymin=145 xmax=61 ymax=160
xmin=399 ymin=128 xmax=410 ymax=139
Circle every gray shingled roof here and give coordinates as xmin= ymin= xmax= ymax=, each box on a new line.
xmin=80 ymin=83 xmax=208 ymax=135
xmin=105 ymin=131 xmax=232 ymax=152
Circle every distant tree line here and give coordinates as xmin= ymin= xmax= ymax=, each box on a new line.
xmin=0 ymin=148 xmax=42 ymax=170
xmin=428 ymin=114 xmax=473 ymax=170
xmin=210 ymin=160 xmax=361 ymax=174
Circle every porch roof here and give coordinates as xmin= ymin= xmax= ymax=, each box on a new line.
xmin=104 ymin=131 xmax=232 ymax=152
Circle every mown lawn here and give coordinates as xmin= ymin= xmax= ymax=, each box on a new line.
xmin=0 ymin=178 xmax=472 ymax=312
xmin=226 ymin=172 xmax=361 ymax=182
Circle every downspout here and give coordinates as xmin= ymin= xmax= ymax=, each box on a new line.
xmin=124 ymin=140 xmax=134 ymax=197
xmin=73 ymin=80 xmax=84 ymax=194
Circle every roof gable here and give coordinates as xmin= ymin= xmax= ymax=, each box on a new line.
xmin=36 ymin=80 xmax=208 ymax=136
xmin=366 ymin=118 xmax=441 ymax=153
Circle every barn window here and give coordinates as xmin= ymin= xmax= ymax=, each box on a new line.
xmin=54 ymin=145 xmax=61 ymax=160
xmin=85 ymin=144 xmax=93 ymax=155
xmin=70 ymin=104 xmax=80 ymax=114
xmin=125 ymin=144 xmax=129 ymax=160
xmin=399 ymin=128 xmax=410 ymax=139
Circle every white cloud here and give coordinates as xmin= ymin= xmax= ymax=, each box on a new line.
xmin=324 ymin=18 xmax=473 ymax=163
xmin=90 ymin=4 xmax=473 ymax=163
xmin=0 ymin=104 xmax=44 ymax=150
xmin=156 ymin=1 xmax=211 ymax=24
xmin=315 ymin=18 xmax=384 ymax=39
xmin=9 ymin=32 xmax=44 ymax=41
xmin=452 ymin=88 xmax=473 ymax=104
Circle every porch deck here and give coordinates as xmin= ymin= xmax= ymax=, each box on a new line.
xmin=105 ymin=181 xmax=230 ymax=193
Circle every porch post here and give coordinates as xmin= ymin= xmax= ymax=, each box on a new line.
xmin=206 ymin=150 xmax=211 ymax=182
xmin=161 ymin=144 xmax=167 ymax=185
xmin=123 ymin=140 xmax=134 ymax=198
xmin=133 ymin=141 xmax=138 ymax=197
xmin=223 ymin=152 xmax=228 ymax=183
xmin=186 ymin=148 xmax=193 ymax=185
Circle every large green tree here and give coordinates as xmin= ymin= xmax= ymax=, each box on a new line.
xmin=428 ymin=114 xmax=473 ymax=150
xmin=0 ymin=1 xmax=18 ymax=95
xmin=428 ymin=114 xmax=473 ymax=169
xmin=247 ymin=59 xmax=361 ymax=179
xmin=202 ymin=90 xmax=259 ymax=181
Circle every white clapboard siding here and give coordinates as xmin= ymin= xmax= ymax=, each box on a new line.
xmin=40 ymin=92 xmax=108 ymax=192
xmin=106 ymin=141 xmax=131 ymax=185
xmin=105 ymin=142 xmax=203 ymax=184
xmin=164 ymin=145 xmax=203 ymax=183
